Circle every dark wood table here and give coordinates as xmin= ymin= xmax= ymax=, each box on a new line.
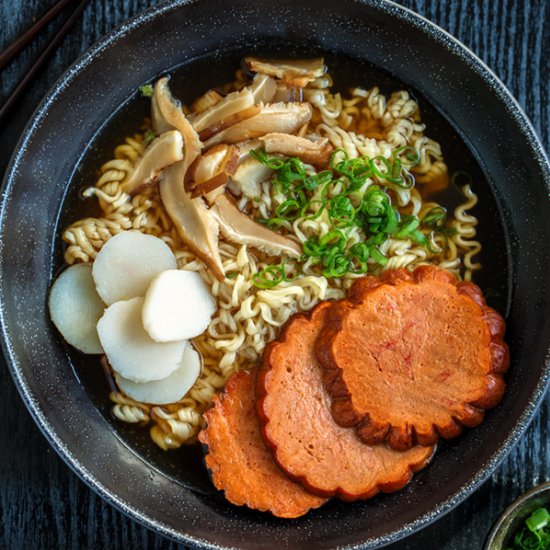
xmin=1 ymin=1 xmax=548 ymax=548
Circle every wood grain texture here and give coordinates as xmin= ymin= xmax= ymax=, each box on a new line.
xmin=0 ymin=0 xmax=548 ymax=548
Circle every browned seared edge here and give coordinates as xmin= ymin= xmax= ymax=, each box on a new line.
xmin=315 ymin=266 xmax=510 ymax=451
xmin=257 ymin=302 xmax=434 ymax=501
xmin=198 ymin=370 xmax=327 ymax=518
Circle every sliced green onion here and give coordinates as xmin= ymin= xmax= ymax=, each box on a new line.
xmin=319 ymin=230 xmax=347 ymax=249
xmin=369 ymin=246 xmax=388 ymax=266
xmin=275 ymin=199 xmax=302 ymax=219
xmin=526 ymin=508 xmax=550 ymax=532
xmin=304 ymin=170 xmax=332 ymax=190
xmin=511 ymin=506 xmax=550 ymax=550
xmin=143 ymin=129 xmax=156 ymax=145
xmin=253 ymin=263 xmax=292 ymax=289
xmin=423 ymin=206 xmax=448 ymax=228
xmin=328 ymin=195 xmax=356 ymax=227
xmin=394 ymin=146 xmax=420 ymax=167
xmin=139 ymin=84 xmax=154 ymax=97
xmin=243 ymin=147 xmax=451 ymax=285
xmin=394 ymin=215 xmax=420 ymax=238
xmin=322 ymin=251 xmax=350 ymax=278
xmin=250 ymin=148 xmax=285 ymax=169
xmin=427 ymin=231 xmax=443 ymax=254
xmin=382 ymin=202 xmax=399 ymax=234
xmin=349 ymin=242 xmax=370 ymax=261
xmin=410 ymin=229 xmax=428 ymax=246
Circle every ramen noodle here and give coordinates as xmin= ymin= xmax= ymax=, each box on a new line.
xmin=61 ymin=61 xmax=481 ymax=450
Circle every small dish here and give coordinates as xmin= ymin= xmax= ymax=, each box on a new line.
xmin=484 ymin=482 xmax=550 ymax=549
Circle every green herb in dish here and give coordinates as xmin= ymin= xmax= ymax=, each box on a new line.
xmin=507 ymin=506 xmax=550 ymax=550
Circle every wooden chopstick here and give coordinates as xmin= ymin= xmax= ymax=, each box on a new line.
xmin=0 ymin=0 xmax=92 ymax=124
xmin=0 ymin=0 xmax=76 ymax=71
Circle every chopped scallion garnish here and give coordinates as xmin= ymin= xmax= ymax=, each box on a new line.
xmin=508 ymin=506 xmax=550 ymax=550
xmin=139 ymin=83 xmax=154 ymax=98
xmin=249 ymin=147 xmax=456 ymax=288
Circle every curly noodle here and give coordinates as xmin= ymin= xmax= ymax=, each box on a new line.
xmin=62 ymin=72 xmax=482 ymax=449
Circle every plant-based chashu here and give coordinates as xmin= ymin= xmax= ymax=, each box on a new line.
xmin=198 ymin=370 xmax=327 ymax=518
xmin=257 ymin=302 xmax=434 ymax=500
xmin=316 ymin=266 xmax=510 ymax=451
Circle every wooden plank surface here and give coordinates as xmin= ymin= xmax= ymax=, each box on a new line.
xmin=0 ymin=0 xmax=548 ymax=548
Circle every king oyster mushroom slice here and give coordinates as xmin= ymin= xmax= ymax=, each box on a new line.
xmin=226 ymin=157 xmax=273 ymax=199
xmin=244 ymin=57 xmax=326 ymax=88
xmin=210 ymin=192 xmax=302 ymax=258
xmin=151 ymin=78 xmax=225 ymax=281
xmin=197 ymin=104 xmax=262 ymax=142
xmin=188 ymin=144 xmax=239 ymax=201
xmin=249 ymin=73 xmax=277 ymax=104
xmin=272 ymin=84 xmax=303 ymax=103
xmin=259 ymin=133 xmax=333 ymax=168
xmin=151 ymin=77 xmax=202 ymax=176
xmin=235 ymin=139 xmax=264 ymax=162
xmin=190 ymin=89 xmax=223 ymax=114
xmin=161 ymin=161 xmax=225 ymax=281
xmin=204 ymin=102 xmax=313 ymax=148
xmin=121 ymin=130 xmax=184 ymax=194
xmin=190 ymin=88 xmax=255 ymax=134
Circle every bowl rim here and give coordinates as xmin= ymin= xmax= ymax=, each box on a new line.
xmin=1 ymin=0 xmax=550 ymax=548
xmin=483 ymin=481 xmax=550 ymax=549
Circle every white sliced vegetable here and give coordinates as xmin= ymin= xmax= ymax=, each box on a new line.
xmin=142 ymin=270 xmax=216 ymax=342
xmin=97 ymin=296 xmax=186 ymax=382
xmin=48 ymin=263 xmax=105 ymax=354
xmin=92 ymin=231 xmax=177 ymax=305
xmin=115 ymin=344 xmax=202 ymax=404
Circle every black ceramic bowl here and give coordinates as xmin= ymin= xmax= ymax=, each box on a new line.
xmin=484 ymin=482 xmax=550 ymax=549
xmin=1 ymin=1 xmax=550 ymax=549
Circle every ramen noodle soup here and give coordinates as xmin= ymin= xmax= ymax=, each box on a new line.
xmin=49 ymin=56 xmax=508 ymax=516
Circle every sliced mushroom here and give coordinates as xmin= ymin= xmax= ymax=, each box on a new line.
xmin=244 ymin=57 xmax=326 ymax=88
xmin=204 ymin=102 xmax=312 ymax=148
xmin=210 ymin=193 xmax=302 ymax=258
xmin=296 ymin=123 xmax=309 ymax=138
xmin=190 ymin=88 xmax=255 ymax=133
xmin=187 ymin=144 xmax=239 ymax=201
xmin=272 ymin=85 xmax=303 ymax=103
xmin=260 ymin=133 xmax=333 ymax=168
xmin=227 ymin=157 xmax=273 ymax=199
xmin=160 ymin=162 xmax=225 ymax=281
xmin=198 ymin=103 xmax=261 ymax=141
xmin=151 ymin=77 xmax=202 ymax=176
xmin=121 ymin=131 xmax=184 ymax=194
xmin=151 ymin=79 xmax=224 ymax=279
xmin=190 ymin=89 xmax=223 ymax=113
xmin=249 ymin=73 xmax=277 ymax=103
xmin=235 ymin=139 xmax=264 ymax=162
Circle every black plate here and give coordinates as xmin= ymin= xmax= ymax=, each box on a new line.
xmin=1 ymin=1 xmax=549 ymax=548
